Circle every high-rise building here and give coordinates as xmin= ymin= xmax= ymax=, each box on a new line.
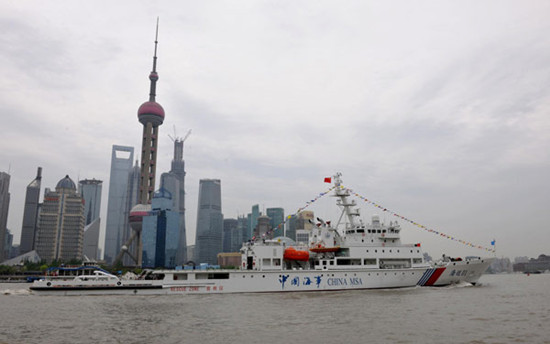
xmin=78 ymin=179 xmax=102 ymax=226
xmin=222 ymin=218 xmax=237 ymax=253
xmin=160 ymin=130 xmax=189 ymax=265
xmin=298 ymin=210 xmax=314 ymax=230
xmin=122 ymin=161 xmax=140 ymax=266
xmin=254 ymin=215 xmax=271 ymax=239
xmin=104 ymin=145 xmax=135 ymax=264
xmin=35 ymin=175 xmax=85 ymax=262
xmin=286 ymin=214 xmax=297 ymax=241
xmin=245 ymin=213 xmax=252 ymax=241
xmin=232 ymin=216 xmax=247 ymax=252
xmin=83 ymin=219 xmax=100 ymax=261
xmin=266 ymin=207 xmax=284 ymax=237
xmin=0 ymin=172 xmax=10 ymax=262
xmin=195 ymin=179 xmax=223 ymax=265
xmin=125 ymin=20 xmax=165 ymax=267
xmin=78 ymin=179 xmax=102 ymax=260
xmin=247 ymin=204 xmax=260 ymax=240
xmin=295 ymin=210 xmax=314 ymax=244
xmin=187 ymin=245 xmax=195 ymax=263
xmin=142 ymin=187 xmax=179 ymax=268
xmin=19 ymin=167 xmax=42 ymax=255
xmin=4 ymin=229 xmax=13 ymax=259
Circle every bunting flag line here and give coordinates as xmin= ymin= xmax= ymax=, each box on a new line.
xmin=340 ymin=185 xmax=496 ymax=253
xmin=261 ymin=183 xmax=495 ymax=254
xmin=262 ymin=186 xmax=336 ymax=239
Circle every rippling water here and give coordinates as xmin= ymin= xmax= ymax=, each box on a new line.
xmin=0 ymin=274 xmax=548 ymax=344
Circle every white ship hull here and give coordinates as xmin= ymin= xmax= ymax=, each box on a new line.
xmin=31 ymin=266 xmax=431 ymax=296
xmin=30 ymin=260 xmax=492 ymax=296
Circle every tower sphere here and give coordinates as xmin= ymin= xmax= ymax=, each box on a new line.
xmin=138 ymin=101 xmax=165 ymax=126
xmin=129 ymin=203 xmax=151 ymax=225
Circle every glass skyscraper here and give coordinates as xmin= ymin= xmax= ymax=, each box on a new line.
xmin=0 ymin=171 xmax=10 ymax=262
xmin=195 ymin=179 xmax=223 ymax=265
xmin=232 ymin=216 xmax=247 ymax=251
xmin=78 ymin=178 xmax=102 ymax=260
xmin=104 ymin=145 xmax=137 ymax=264
xmin=266 ymin=207 xmax=285 ymax=237
xmin=20 ymin=167 xmax=41 ymax=255
xmin=247 ymin=204 xmax=260 ymax=240
xmin=142 ymin=187 xmax=179 ymax=268
xmin=78 ymin=179 xmax=102 ymax=226
xmin=160 ymin=135 xmax=188 ymax=265
xmin=222 ymin=218 xmax=237 ymax=253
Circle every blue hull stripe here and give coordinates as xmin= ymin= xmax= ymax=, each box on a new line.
xmin=417 ymin=268 xmax=435 ymax=286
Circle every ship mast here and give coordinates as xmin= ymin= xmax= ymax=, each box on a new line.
xmin=333 ymin=173 xmax=360 ymax=231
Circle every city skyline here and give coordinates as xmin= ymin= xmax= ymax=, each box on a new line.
xmin=1 ymin=1 xmax=549 ymax=259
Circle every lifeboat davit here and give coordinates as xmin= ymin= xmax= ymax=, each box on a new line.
xmin=309 ymin=244 xmax=341 ymax=253
xmin=283 ymin=247 xmax=310 ymax=261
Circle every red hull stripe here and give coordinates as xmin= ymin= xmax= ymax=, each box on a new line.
xmin=424 ymin=267 xmax=446 ymax=286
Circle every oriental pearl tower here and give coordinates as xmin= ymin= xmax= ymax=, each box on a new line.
xmin=116 ymin=19 xmax=164 ymax=266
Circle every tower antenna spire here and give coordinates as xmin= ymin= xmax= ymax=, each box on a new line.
xmin=149 ymin=17 xmax=160 ymax=102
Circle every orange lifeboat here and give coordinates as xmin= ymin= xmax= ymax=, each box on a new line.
xmin=283 ymin=247 xmax=310 ymax=261
xmin=309 ymin=243 xmax=341 ymax=253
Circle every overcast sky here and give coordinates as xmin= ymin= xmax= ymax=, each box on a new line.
xmin=2 ymin=1 xmax=549 ymax=260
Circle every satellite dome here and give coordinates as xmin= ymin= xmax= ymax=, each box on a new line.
xmin=138 ymin=101 xmax=165 ymax=125
xmin=56 ymin=175 xmax=76 ymax=190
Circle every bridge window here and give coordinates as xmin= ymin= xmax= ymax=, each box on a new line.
xmin=196 ymin=273 xmax=230 ymax=280
xmin=337 ymin=259 xmax=361 ymax=266
xmin=173 ymin=273 xmax=188 ymax=280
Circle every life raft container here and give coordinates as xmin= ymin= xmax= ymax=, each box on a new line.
xmin=283 ymin=247 xmax=310 ymax=261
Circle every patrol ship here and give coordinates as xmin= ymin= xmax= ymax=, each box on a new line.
xmin=30 ymin=173 xmax=493 ymax=295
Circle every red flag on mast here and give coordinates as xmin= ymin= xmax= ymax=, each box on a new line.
xmin=324 ymin=177 xmax=332 ymax=183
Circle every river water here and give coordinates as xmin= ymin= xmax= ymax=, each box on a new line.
xmin=0 ymin=273 xmax=548 ymax=344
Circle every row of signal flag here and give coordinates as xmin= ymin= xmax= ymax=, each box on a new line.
xmin=260 ymin=185 xmax=336 ymax=239
xmin=323 ymin=176 xmax=496 ymax=253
